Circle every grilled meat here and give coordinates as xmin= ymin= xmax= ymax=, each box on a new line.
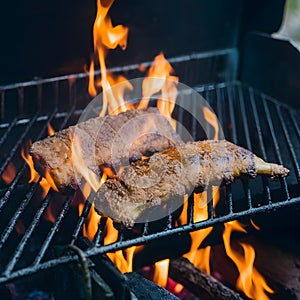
xmin=30 ymin=108 xmax=182 ymax=191
xmin=94 ymin=140 xmax=289 ymax=226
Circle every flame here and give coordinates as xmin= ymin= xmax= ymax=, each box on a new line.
xmin=223 ymin=221 xmax=273 ymax=299
xmin=70 ymin=135 xmax=103 ymax=193
xmin=47 ymin=123 xmax=55 ymax=136
xmin=202 ymin=106 xmax=219 ymax=140
xmin=138 ymin=53 xmax=178 ymax=130
xmin=183 ymin=190 xmax=219 ymax=274
xmin=250 ymin=219 xmax=260 ymax=231
xmin=88 ymin=0 xmax=129 ymax=116
xmin=21 ymin=144 xmax=40 ymax=183
xmin=78 ymin=202 xmax=101 ymax=240
xmin=1 ymin=161 xmax=16 ymax=184
xmin=88 ymin=2 xmax=179 ymax=124
xmin=153 ymin=259 xmax=170 ymax=288
xmin=173 ymin=283 xmax=184 ymax=294
xmin=88 ymin=59 xmax=97 ymax=97
xmin=181 ymin=107 xmax=220 ymax=274
xmin=103 ymin=73 xmax=134 ymax=115
xmin=103 ymin=218 xmax=139 ymax=273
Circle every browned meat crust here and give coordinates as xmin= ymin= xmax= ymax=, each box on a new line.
xmin=95 ymin=140 xmax=289 ymax=226
xmin=30 ymin=108 xmax=182 ymax=191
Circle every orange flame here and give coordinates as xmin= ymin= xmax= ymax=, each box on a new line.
xmin=78 ymin=202 xmax=101 ymax=240
xmin=153 ymin=259 xmax=170 ymax=288
xmin=21 ymin=144 xmax=40 ymax=183
xmin=138 ymin=53 xmax=178 ymax=129
xmin=104 ymin=73 xmax=134 ymax=115
xmin=223 ymin=221 xmax=273 ymax=299
xmin=181 ymin=107 xmax=221 ymax=274
xmin=88 ymin=0 xmax=129 ymax=116
xmin=103 ymin=218 xmax=139 ymax=273
xmin=1 ymin=161 xmax=16 ymax=184
xmin=47 ymin=123 xmax=55 ymax=136
xmin=88 ymin=59 xmax=97 ymax=97
xmin=21 ymin=147 xmax=53 ymax=197
xmin=173 ymin=283 xmax=184 ymax=294
xmin=183 ymin=190 xmax=219 ymax=274
xmin=250 ymin=219 xmax=260 ymax=231
xmin=202 ymin=107 xmax=219 ymax=140
xmin=70 ymin=135 xmax=103 ymax=193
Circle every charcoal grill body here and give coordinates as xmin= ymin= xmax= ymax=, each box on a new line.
xmin=0 ymin=0 xmax=299 ymax=295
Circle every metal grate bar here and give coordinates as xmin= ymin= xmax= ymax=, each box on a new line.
xmin=289 ymin=110 xmax=300 ymax=138
xmin=242 ymin=180 xmax=252 ymax=209
xmin=237 ymin=86 xmax=252 ymax=150
xmin=94 ymin=216 xmax=108 ymax=246
xmin=71 ymin=196 xmax=93 ymax=244
xmin=187 ymin=196 xmax=194 ymax=224
xmin=226 ymin=185 xmax=234 ymax=214
xmin=207 ymin=187 xmax=214 ymax=218
xmin=0 ymin=118 xmax=17 ymax=147
xmin=215 ymin=86 xmax=224 ymax=129
xmin=262 ymin=96 xmax=290 ymax=200
xmin=276 ymin=105 xmax=300 ymax=183
xmin=226 ymin=85 xmax=238 ymax=144
xmin=248 ymin=88 xmax=272 ymax=203
xmin=0 ymin=181 xmax=41 ymax=249
xmin=33 ymin=196 xmax=73 ymax=266
xmin=143 ymin=221 xmax=149 ymax=236
xmin=0 ymin=164 xmax=28 ymax=213
xmin=166 ymin=209 xmax=173 ymax=230
xmin=237 ymin=86 xmax=253 ymax=208
xmin=0 ymin=114 xmax=38 ymax=177
xmin=0 ymin=108 xmax=58 ymax=212
xmin=3 ymin=191 xmax=53 ymax=276
xmin=0 ymin=91 xmax=5 ymax=122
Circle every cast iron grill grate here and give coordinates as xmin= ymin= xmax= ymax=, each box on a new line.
xmin=0 ymin=52 xmax=299 ymax=284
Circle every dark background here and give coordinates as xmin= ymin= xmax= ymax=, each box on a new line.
xmin=0 ymin=0 xmax=285 ymax=85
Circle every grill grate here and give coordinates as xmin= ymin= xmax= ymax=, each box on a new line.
xmin=0 ymin=53 xmax=299 ymax=284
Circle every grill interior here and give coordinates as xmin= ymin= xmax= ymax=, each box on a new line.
xmin=0 ymin=51 xmax=300 ymax=285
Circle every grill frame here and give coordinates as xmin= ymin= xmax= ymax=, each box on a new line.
xmin=0 ymin=52 xmax=300 ymax=285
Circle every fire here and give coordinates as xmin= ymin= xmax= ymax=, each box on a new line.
xmin=47 ymin=123 xmax=55 ymax=136
xmin=21 ymin=143 xmax=40 ymax=183
xmin=103 ymin=73 xmax=134 ymax=115
xmin=1 ymin=161 xmax=16 ymax=184
xmin=183 ymin=190 xmax=218 ymax=275
xmin=138 ymin=53 xmax=178 ymax=130
xmin=21 ymin=146 xmax=54 ymax=197
xmin=88 ymin=58 xmax=97 ymax=97
xmin=78 ymin=203 xmax=101 ymax=240
xmin=88 ymin=0 xmax=129 ymax=116
xmin=250 ymin=219 xmax=260 ymax=230
xmin=70 ymin=135 xmax=103 ymax=193
xmin=103 ymin=218 xmax=138 ymax=273
xmin=22 ymin=121 xmax=59 ymax=202
xmin=182 ymin=107 xmax=220 ymax=274
xmin=202 ymin=107 xmax=219 ymax=140
xmin=173 ymin=283 xmax=184 ymax=294
xmin=153 ymin=259 xmax=170 ymax=288
xmin=223 ymin=221 xmax=273 ymax=299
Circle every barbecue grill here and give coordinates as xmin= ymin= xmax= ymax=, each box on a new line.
xmin=0 ymin=0 xmax=300 ymax=298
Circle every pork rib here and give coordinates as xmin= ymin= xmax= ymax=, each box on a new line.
xmin=95 ymin=140 xmax=289 ymax=226
xmin=30 ymin=108 xmax=182 ymax=191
